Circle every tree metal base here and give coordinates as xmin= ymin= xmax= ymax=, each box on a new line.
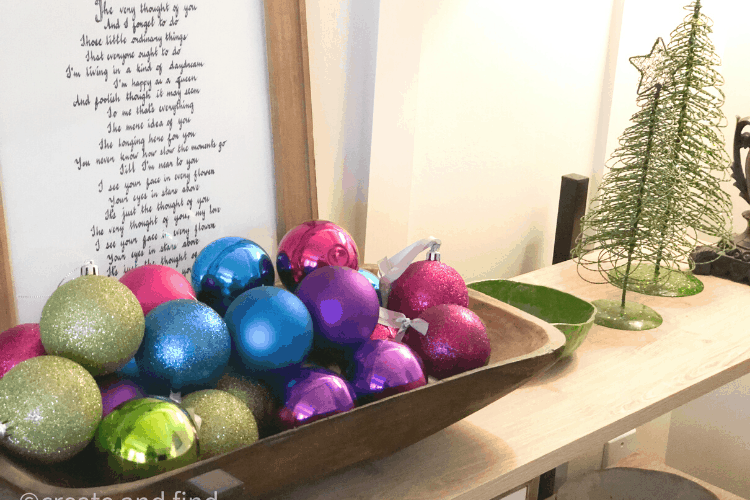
xmin=607 ymin=263 xmax=704 ymax=297
xmin=592 ymin=299 xmax=663 ymax=331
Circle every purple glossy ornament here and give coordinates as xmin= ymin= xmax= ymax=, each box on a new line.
xmin=388 ymin=260 xmax=468 ymax=319
xmin=296 ymin=266 xmax=380 ymax=346
xmin=276 ymin=220 xmax=359 ymax=292
xmin=278 ymin=367 xmax=356 ymax=429
xmin=348 ymin=340 xmax=426 ymax=403
xmin=402 ymin=304 xmax=490 ymax=379
xmin=0 ymin=324 xmax=45 ymax=379
xmin=98 ymin=376 xmax=147 ymax=417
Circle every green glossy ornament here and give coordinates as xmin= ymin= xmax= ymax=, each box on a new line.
xmin=40 ymin=274 xmax=145 ymax=376
xmin=95 ymin=397 xmax=198 ymax=481
xmin=182 ymin=389 xmax=259 ymax=459
xmin=216 ymin=371 xmax=275 ymax=434
xmin=0 ymin=356 xmax=102 ymax=463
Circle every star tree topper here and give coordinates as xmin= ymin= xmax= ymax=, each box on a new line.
xmin=629 ymin=37 xmax=672 ymax=95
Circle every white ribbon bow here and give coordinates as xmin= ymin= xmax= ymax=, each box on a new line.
xmin=377 ymin=237 xmax=441 ymax=307
xmin=378 ymin=307 xmax=429 ymax=342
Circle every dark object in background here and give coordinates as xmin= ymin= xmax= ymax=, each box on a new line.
xmin=691 ymin=116 xmax=750 ymax=284
xmin=553 ymin=174 xmax=589 ymax=265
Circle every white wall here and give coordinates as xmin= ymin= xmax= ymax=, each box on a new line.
xmin=305 ymin=0 xmax=379 ymax=250
xmin=364 ymin=0 xmax=617 ymax=280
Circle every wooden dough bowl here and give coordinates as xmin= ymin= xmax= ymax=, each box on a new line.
xmin=0 ymin=289 xmax=566 ymax=499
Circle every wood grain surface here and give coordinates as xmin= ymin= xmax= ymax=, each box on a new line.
xmin=264 ymin=260 xmax=750 ymax=499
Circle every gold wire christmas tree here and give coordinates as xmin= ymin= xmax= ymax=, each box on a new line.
xmin=607 ymin=0 xmax=734 ymax=298
xmin=573 ymin=38 xmax=678 ymax=330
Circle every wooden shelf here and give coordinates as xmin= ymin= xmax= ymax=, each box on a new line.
xmin=270 ymin=260 xmax=750 ymax=499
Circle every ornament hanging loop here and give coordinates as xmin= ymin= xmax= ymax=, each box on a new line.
xmin=377 ymin=237 xmax=441 ymax=307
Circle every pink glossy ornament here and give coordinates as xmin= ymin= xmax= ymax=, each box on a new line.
xmin=370 ymin=324 xmax=398 ymax=341
xmin=387 ymin=260 xmax=468 ymax=319
xmin=0 ymin=324 xmax=45 ymax=379
xmin=120 ymin=264 xmax=196 ymax=316
xmin=276 ymin=220 xmax=359 ymax=291
xmin=402 ymin=304 xmax=490 ymax=379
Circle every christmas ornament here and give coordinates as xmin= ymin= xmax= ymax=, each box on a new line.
xmin=98 ymin=375 xmax=147 ymax=417
xmin=370 ymin=324 xmax=398 ymax=341
xmin=216 ymin=370 xmax=276 ymax=435
xmin=377 ymin=236 xmax=441 ymax=307
xmin=276 ymin=220 xmax=359 ymax=292
xmin=120 ymin=264 xmax=196 ymax=316
xmin=181 ymin=389 xmax=259 ymax=459
xmin=191 ymin=237 xmax=275 ymax=316
xmin=348 ymin=340 xmax=426 ymax=403
xmin=135 ymin=299 xmax=231 ymax=394
xmin=387 ymin=260 xmax=468 ymax=320
xmin=296 ymin=266 xmax=380 ymax=346
xmin=225 ymin=286 xmax=314 ymax=372
xmin=358 ymin=268 xmax=382 ymax=306
xmin=0 ymin=356 xmax=101 ymax=463
xmin=95 ymin=397 xmax=198 ymax=481
xmin=278 ymin=367 xmax=356 ymax=430
xmin=402 ymin=304 xmax=490 ymax=379
xmin=40 ymin=274 xmax=145 ymax=376
xmin=0 ymin=323 xmax=45 ymax=379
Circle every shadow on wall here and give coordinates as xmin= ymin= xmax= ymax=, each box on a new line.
xmin=471 ymin=227 xmax=544 ymax=282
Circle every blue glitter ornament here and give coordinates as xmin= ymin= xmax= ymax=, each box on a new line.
xmin=191 ymin=237 xmax=275 ymax=316
xmin=358 ymin=268 xmax=382 ymax=306
xmin=225 ymin=286 xmax=314 ymax=372
xmin=134 ymin=299 xmax=231 ymax=394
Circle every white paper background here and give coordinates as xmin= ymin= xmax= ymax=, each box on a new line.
xmin=0 ymin=0 xmax=276 ymax=323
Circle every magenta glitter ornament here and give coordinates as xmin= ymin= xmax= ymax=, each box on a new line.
xmin=0 ymin=324 xmax=45 ymax=379
xmin=370 ymin=324 xmax=398 ymax=341
xmin=276 ymin=220 xmax=359 ymax=292
xmin=278 ymin=367 xmax=356 ymax=429
xmin=296 ymin=266 xmax=380 ymax=346
xmin=348 ymin=340 xmax=426 ymax=403
xmin=120 ymin=264 xmax=196 ymax=316
xmin=402 ymin=304 xmax=490 ymax=379
xmin=387 ymin=260 xmax=468 ymax=319
xmin=98 ymin=375 xmax=146 ymax=417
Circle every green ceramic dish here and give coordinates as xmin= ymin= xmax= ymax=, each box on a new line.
xmin=468 ymin=279 xmax=596 ymax=358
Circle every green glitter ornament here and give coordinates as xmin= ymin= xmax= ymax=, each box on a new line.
xmin=40 ymin=274 xmax=145 ymax=376
xmin=216 ymin=371 xmax=275 ymax=436
xmin=0 ymin=356 xmax=102 ymax=463
xmin=182 ymin=389 xmax=259 ymax=459
xmin=95 ymin=397 xmax=199 ymax=481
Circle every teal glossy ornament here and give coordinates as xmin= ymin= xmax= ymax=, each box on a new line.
xmin=182 ymin=389 xmax=259 ymax=459
xmin=0 ymin=356 xmax=102 ymax=463
xmin=40 ymin=274 xmax=145 ymax=376
xmin=95 ymin=397 xmax=199 ymax=481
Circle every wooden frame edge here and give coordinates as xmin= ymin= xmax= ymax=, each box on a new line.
xmin=265 ymin=0 xmax=318 ymax=243
xmin=0 ymin=183 xmax=17 ymax=331
xmin=0 ymin=0 xmax=318 ymax=330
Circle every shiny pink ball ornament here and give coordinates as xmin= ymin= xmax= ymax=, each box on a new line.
xmin=0 ymin=323 xmax=45 ymax=379
xmin=370 ymin=324 xmax=398 ymax=341
xmin=402 ymin=304 xmax=490 ymax=379
xmin=120 ymin=264 xmax=196 ymax=316
xmin=276 ymin=220 xmax=359 ymax=292
xmin=387 ymin=260 xmax=468 ymax=319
